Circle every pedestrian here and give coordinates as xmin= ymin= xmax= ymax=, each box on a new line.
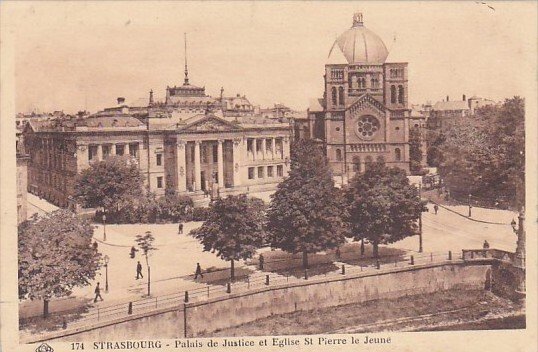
xmin=178 ymin=223 xmax=184 ymax=235
xmin=94 ymin=282 xmax=104 ymax=303
xmin=434 ymin=204 xmax=439 ymax=215
xmin=194 ymin=263 xmax=204 ymax=279
xmin=335 ymin=247 xmax=341 ymax=260
xmin=483 ymin=240 xmax=490 ymax=249
xmin=93 ymin=241 xmax=98 ymax=250
xmin=136 ymin=261 xmax=143 ymax=279
xmin=130 ymin=246 xmax=137 ymax=259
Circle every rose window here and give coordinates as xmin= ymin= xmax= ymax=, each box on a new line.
xmin=356 ymin=115 xmax=380 ymax=139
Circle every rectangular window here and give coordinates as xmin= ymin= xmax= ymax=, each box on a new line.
xmin=248 ymin=167 xmax=255 ymax=180
xmin=266 ymin=139 xmax=273 ymax=153
xmin=202 ymin=145 xmax=208 ymax=163
xmin=129 ymin=143 xmax=139 ymax=158
xmin=102 ymin=145 xmax=111 ymax=158
xmin=116 ymin=144 xmax=125 ymax=156
xmin=267 ymin=166 xmax=274 ymax=177
xmin=212 ymin=144 xmax=218 ymax=163
xmin=88 ymin=145 xmax=98 ymax=161
xmin=277 ymin=165 xmax=283 ymax=177
xmin=157 ymin=176 xmax=163 ymax=188
xmin=156 ymin=153 xmax=162 ymax=166
xmin=275 ymin=139 xmax=283 ymax=159
xmin=258 ymin=166 xmax=264 ymax=178
xmin=247 ymin=139 xmax=254 ymax=153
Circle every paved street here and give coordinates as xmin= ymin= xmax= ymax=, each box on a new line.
xmin=19 ymin=198 xmax=518 ymax=320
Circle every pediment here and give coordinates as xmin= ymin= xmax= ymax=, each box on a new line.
xmin=179 ymin=115 xmax=242 ymax=133
xmin=348 ymin=94 xmax=386 ymax=116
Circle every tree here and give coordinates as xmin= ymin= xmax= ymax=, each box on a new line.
xmin=74 ymin=156 xmax=145 ymax=217
xmin=345 ymin=162 xmax=424 ymax=258
xmin=189 ymin=195 xmax=265 ymax=280
xmin=18 ymin=210 xmax=101 ymax=317
xmin=135 ymin=231 xmax=158 ymax=296
xmin=409 ymin=127 xmax=423 ymax=175
xmin=266 ymin=139 xmax=347 ymax=269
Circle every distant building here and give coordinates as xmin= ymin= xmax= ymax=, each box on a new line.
xmin=307 ymin=12 xmax=412 ymax=183
xmin=428 ymin=94 xmax=496 ymax=129
xmin=16 ymin=130 xmax=29 ymax=224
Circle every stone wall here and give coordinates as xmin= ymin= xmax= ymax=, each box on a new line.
xmin=42 ymin=262 xmax=489 ymax=342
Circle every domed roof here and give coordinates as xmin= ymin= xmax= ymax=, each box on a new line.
xmin=328 ymin=12 xmax=388 ymax=65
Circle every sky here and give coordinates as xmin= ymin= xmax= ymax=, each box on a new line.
xmin=3 ymin=1 xmax=537 ymax=114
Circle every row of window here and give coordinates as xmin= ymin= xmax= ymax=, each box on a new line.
xmin=389 ymin=68 xmax=404 ymax=78
xmin=88 ymin=143 xmax=140 ymax=162
xmin=331 ymin=86 xmax=345 ymax=106
xmin=335 ymin=148 xmax=402 ymax=163
xmin=247 ymin=165 xmax=284 ymax=180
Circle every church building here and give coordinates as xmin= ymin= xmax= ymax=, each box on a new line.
xmin=308 ymin=12 xmax=411 ymax=183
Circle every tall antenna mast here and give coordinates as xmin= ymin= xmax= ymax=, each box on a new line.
xmin=184 ymin=32 xmax=189 ymax=85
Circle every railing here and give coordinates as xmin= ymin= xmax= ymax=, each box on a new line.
xmin=462 ymin=249 xmax=515 ymax=263
xmin=57 ymin=250 xmax=470 ymax=332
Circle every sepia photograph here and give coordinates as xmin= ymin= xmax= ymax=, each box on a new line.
xmin=1 ymin=1 xmax=536 ymax=352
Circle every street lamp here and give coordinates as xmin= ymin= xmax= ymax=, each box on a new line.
xmin=418 ymin=183 xmax=423 ymax=253
xmin=102 ymin=212 xmax=107 ymax=242
xmin=104 ymin=255 xmax=110 ymax=293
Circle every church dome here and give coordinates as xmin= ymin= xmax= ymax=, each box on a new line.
xmin=328 ymin=12 xmax=388 ymax=65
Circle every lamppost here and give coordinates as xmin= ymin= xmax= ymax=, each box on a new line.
xmin=102 ymin=212 xmax=107 ymax=242
xmin=469 ymin=193 xmax=473 ymax=217
xmin=418 ymin=183 xmax=423 ymax=253
xmin=104 ymin=255 xmax=110 ymax=293
xmin=511 ymin=208 xmax=526 ymax=296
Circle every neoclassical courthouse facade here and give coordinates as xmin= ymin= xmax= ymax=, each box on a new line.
xmin=24 ymin=73 xmax=291 ymax=208
xmin=308 ymin=12 xmax=411 ymax=182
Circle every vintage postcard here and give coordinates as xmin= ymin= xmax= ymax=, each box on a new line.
xmin=1 ymin=1 xmax=536 ymax=352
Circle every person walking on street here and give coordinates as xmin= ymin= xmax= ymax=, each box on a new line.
xmin=434 ymin=204 xmax=439 ymax=215
xmin=130 ymin=246 xmax=138 ymax=258
xmin=94 ymin=282 xmax=104 ymax=303
xmin=194 ymin=263 xmax=204 ymax=279
xmin=136 ymin=261 xmax=144 ymax=279
xmin=178 ymin=223 xmax=184 ymax=235
xmin=483 ymin=240 xmax=490 ymax=249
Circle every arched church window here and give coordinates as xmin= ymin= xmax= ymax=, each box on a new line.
xmin=395 ymin=148 xmax=401 ymax=161
xmin=332 ymin=87 xmax=337 ymax=106
xmin=391 ymin=85 xmax=397 ymax=104
xmin=338 ymin=87 xmax=344 ymax=106
xmin=336 ymin=149 xmax=342 ymax=161
xmin=398 ymin=85 xmax=404 ymax=104
xmin=352 ymin=156 xmax=361 ymax=172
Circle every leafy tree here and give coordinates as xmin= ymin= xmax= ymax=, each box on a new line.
xmin=74 ymin=156 xmax=145 ymax=217
xmin=18 ymin=210 xmax=101 ymax=317
xmin=189 ymin=195 xmax=265 ymax=280
xmin=155 ymin=194 xmax=194 ymax=222
xmin=435 ymin=97 xmax=524 ymax=209
xmin=266 ymin=139 xmax=347 ymax=269
xmin=409 ymin=127 xmax=423 ymax=175
xmin=345 ymin=162 xmax=424 ymax=258
xmin=135 ymin=231 xmax=158 ymax=296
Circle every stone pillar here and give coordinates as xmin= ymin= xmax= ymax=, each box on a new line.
xmin=283 ymin=136 xmax=290 ymax=173
xmin=217 ymin=139 xmax=224 ymax=189
xmin=194 ymin=141 xmax=201 ymax=191
xmin=125 ymin=143 xmax=130 ymax=157
xmin=271 ymin=137 xmax=276 ymax=160
xmin=177 ymin=141 xmax=186 ymax=192
xmin=232 ymin=138 xmax=242 ymax=187
xmin=252 ymin=138 xmax=257 ymax=161
xmin=261 ymin=138 xmax=266 ymax=160
xmin=111 ymin=144 xmax=117 ymax=155
xmin=97 ymin=145 xmax=103 ymax=161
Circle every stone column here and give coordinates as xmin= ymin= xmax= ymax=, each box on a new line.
xmin=194 ymin=141 xmax=201 ymax=191
xmin=283 ymin=136 xmax=290 ymax=174
xmin=252 ymin=138 xmax=256 ymax=161
xmin=261 ymin=138 xmax=266 ymax=160
xmin=271 ymin=137 xmax=276 ymax=160
xmin=232 ymin=138 xmax=242 ymax=187
xmin=125 ymin=143 xmax=130 ymax=157
xmin=97 ymin=144 xmax=103 ymax=161
xmin=217 ymin=139 xmax=224 ymax=189
xmin=177 ymin=140 xmax=186 ymax=192
xmin=111 ymin=144 xmax=117 ymax=155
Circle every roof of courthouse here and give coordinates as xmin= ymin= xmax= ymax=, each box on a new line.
xmin=24 ymin=115 xmax=146 ymax=132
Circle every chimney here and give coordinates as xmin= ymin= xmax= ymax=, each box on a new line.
xmin=462 ymin=94 xmax=466 ymax=101
xmin=117 ymin=97 xmax=125 ymax=106
xmin=446 ymin=95 xmax=449 ymax=102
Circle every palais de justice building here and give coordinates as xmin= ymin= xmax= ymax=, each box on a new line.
xmin=308 ymin=12 xmax=411 ymax=181
xmin=24 ymin=67 xmax=291 ymax=208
